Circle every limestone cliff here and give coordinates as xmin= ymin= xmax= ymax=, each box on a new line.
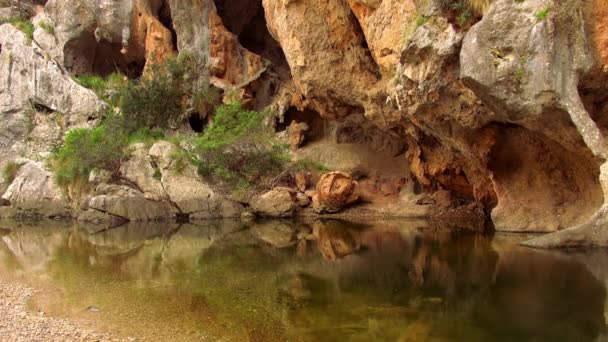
xmin=1 ymin=0 xmax=608 ymax=247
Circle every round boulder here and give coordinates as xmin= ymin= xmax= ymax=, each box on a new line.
xmin=312 ymin=172 xmax=359 ymax=213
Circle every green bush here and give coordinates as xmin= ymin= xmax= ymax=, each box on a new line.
xmin=194 ymin=103 xmax=289 ymax=188
xmin=119 ymin=53 xmax=210 ymax=129
xmin=39 ymin=20 xmax=54 ymax=35
xmin=534 ymin=7 xmax=550 ymax=21
xmin=50 ymin=125 xmax=128 ymax=187
xmin=8 ymin=17 xmax=34 ymax=43
xmin=75 ymin=72 xmax=127 ymax=106
xmin=2 ymin=161 xmax=21 ymax=184
xmin=120 ymin=68 xmax=183 ymax=129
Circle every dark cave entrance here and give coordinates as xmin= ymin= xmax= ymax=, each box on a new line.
xmin=276 ymin=107 xmax=327 ymax=143
xmin=188 ymin=113 xmax=207 ymax=133
xmin=64 ymin=32 xmax=144 ymax=78
xmin=158 ymin=0 xmax=178 ymax=52
xmin=213 ymin=0 xmax=288 ymax=70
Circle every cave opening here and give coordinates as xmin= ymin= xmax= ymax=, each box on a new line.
xmin=157 ymin=0 xmax=178 ymax=52
xmin=64 ymin=31 xmax=144 ymax=78
xmin=276 ymin=107 xmax=327 ymax=143
xmin=213 ymin=0 xmax=288 ymax=70
xmin=188 ymin=113 xmax=207 ymax=133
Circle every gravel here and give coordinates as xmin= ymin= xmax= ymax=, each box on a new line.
xmin=0 ymin=280 xmax=128 ymax=342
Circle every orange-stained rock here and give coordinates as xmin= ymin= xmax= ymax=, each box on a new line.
xmin=294 ymin=172 xmax=312 ymax=192
xmin=288 ymin=121 xmax=309 ymax=150
xmin=312 ymin=172 xmax=359 ymax=213
xmin=208 ymin=7 xmax=269 ymax=89
xmin=346 ymin=0 xmax=417 ymax=75
xmin=587 ymin=0 xmax=608 ymax=69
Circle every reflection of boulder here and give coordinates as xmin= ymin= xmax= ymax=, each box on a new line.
xmin=162 ymin=220 xmax=245 ymax=270
xmin=277 ymin=272 xmax=332 ymax=308
xmin=251 ymin=221 xmax=297 ymax=248
xmin=313 ymin=220 xmax=363 ymax=260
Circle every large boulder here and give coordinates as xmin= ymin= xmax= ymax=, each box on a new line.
xmin=312 ymin=172 xmax=359 ymax=213
xmin=148 ymin=141 xmax=243 ymax=218
xmin=88 ymin=195 xmax=177 ymax=222
xmin=251 ymin=188 xmax=296 ymax=218
xmin=0 ymin=159 xmax=69 ymax=218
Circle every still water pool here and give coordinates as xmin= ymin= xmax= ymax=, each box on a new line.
xmin=0 ymin=219 xmax=606 ymax=341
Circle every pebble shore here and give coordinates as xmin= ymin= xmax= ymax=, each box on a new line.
xmin=0 ymin=280 xmax=127 ymax=342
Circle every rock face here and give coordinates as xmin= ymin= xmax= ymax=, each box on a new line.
xmin=0 ymin=24 xmax=106 ymax=164
xmin=4 ymin=0 xmax=608 ymax=245
xmin=313 ymin=172 xmax=359 ymax=213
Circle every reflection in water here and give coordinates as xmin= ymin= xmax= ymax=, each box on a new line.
xmin=0 ymin=219 xmax=606 ymax=341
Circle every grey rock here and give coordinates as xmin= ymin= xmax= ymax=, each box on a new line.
xmin=251 ymin=188 xmax=296 ymax=218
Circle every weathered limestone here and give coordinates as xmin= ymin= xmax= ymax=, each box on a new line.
xmin=251 ymin=188 xmax=296 ymax=218
xmin=88 ymin=195 xmax=177 ymax=222
xmin=0 ymin=160 xmax=68 ymax=219
xmin=0 ymin=24 xmax=107 ymax=163
xmin=168 ymin=0 xmax=268 ymax=89
xmin=262 ymin=0 xmax=383 ymax=120
xmin=460 ymin=0 xmax=605 ymax=233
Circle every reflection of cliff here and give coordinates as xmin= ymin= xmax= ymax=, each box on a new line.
xmin=275 ymin=221 xmax=606 ymax=341
xmin=0 ymin=222 xmax=70 ymax=274
xmin=0 ymin=221 xmax=605 ymax=341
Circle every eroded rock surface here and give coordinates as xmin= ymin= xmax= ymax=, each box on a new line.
xmin=0 ymin=24 xmax=106 ymax=163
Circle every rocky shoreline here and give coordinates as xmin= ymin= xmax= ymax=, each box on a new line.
xmin=0 ymin=280 xmax=126 ymax=342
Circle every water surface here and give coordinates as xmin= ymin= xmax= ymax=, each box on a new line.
xmin=0 ymin=219 xmax=606 ymax=341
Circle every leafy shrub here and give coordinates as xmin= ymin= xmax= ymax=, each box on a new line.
xmin=75 ymin=72 xmax=127 ymax=106
xmin=534 ymin=7 xmax=550 ymax=21
xmin=194 ymin=103 xmax=289 ymax=188
xmin=438 ymin=0 xmax=490 ymax=28
xmin=39 ymin=20 xmax=54 ymax=34
xmin=2 ymin=161 xmax=21 ymax=184
xmin=50 ymin=125 xmax=127 ymax=187
xmin=119 ymin=53 xmax=211 ymax=130
xmin=8 ymin=17 xmax=34 ymax=43
xmin=120 ymin=67 xmax=184 ymax=129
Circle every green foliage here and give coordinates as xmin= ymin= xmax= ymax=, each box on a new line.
xmin=127 ymin=127 xmax=165 ymax=145
xmin=414 ymin=15 xmax=428 ymax=29
xmin=75 ymin=72 xmax=127 ymax=106
xmin=292 ymin=158 xmax=330 ymax=173
xmin=75 ymin=74 xmax=106 ymax=96
xmin=438 ymin=0 xmax=482 ymax=28
xmin=120 ymin=68 xmax=183 ymax=129
xmin=534 ymin=7 xmax=550 ymax=21
xmin=119 ymin=53 xmax=210 ymax=130
xmin=39 ymin=20 xmax=54 ymax=35
xmin=50 ymin=125 xmax=127 ymax=187
xmin=193 ymin=86 xmax=221 ymax=118
xmin=2 ymin=161 xmax=21 ymax=184
xmin=194 ymin=103 xmax=289 ymax=188
xmin=196 ymin=103 xmax=269 ymax=150
xmin=8 ymin=17 xmax=34 ymax=44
